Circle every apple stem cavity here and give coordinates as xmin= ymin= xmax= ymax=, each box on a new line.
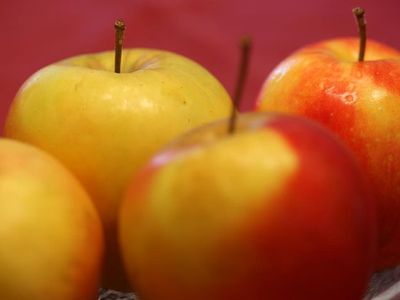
xmin=228 ymin=36 xmax=252 ymax=134
xmin=114 ymin=19 xmax=126 ymax=73
xmin=352 ymin=7 xmax=367 ymax=62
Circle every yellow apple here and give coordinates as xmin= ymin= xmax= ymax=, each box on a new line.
xmin=119 ymin=112 xmax=376 ymax=300
xmin=0 ymin=138 xmax=103 ymax=300
xmin=4 ymin=49 xmax=232 ymax=289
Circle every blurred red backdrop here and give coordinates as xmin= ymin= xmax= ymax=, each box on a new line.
xmin=0 ymin=0 xmax=399 ymax=129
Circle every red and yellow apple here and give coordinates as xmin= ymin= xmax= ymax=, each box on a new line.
xmin=256 ymin=37 xmax=400 ymax=270
xmin=4 ymin=48 xmax=232 ymax=289
xmin=119 ymin=112 xmax=376 ymax=300
xmin=0 ymin=138 xmax=103 ymax=300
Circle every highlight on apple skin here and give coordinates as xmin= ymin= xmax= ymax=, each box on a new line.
xmin=3 ymin=48 xmax=232 ymax=289
xmin=0 ymin=138 xmax=103 ymax=300
xmin=256 ymin=37 xmax=400 ymax=270
xmin=119 ymin=112 xmax=376 ymax=300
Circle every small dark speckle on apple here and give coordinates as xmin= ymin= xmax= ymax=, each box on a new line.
xmin=74 ymin=82 xmax=82 ymax=92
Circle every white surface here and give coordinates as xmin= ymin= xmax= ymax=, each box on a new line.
xmin=98 ymin=266 xmax=400 ymax=300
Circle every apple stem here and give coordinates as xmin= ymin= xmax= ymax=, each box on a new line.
xmin=114 ymin=19 xmax=126 ymax=73
xmin=352 ymin=7 xmax=366 ymax=62
xmin=228 ymin=36 xmax=252 ymax=134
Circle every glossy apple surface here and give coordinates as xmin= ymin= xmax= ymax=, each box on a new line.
xmin=119 ymin=112 xmax=376 ymax=300
xmin=256 ymin=37 xmax=400 ymax=270
xmin=0 ymin=138 xmax=103 ymax=300
xmin=4 ymin=48 xmax=232 ymax=289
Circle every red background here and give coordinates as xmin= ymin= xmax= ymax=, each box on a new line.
xmin=1 ymin=0 xmax=399 ymax=129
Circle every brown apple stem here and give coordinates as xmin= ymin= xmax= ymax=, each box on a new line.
xmin=114 ymin=19 xmax=126 ymax=73
xmin=352 ymin=7 xmax=366 ymax=62
xmin=228 ymin=36 xmax=252 ymax=134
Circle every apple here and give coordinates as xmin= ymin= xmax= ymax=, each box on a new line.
xmin=4 ymin=38 xmax=232 ymax=288
xmin=255 ymin=8 xmax=400 ymax=270
xmin=0 ymin=138 xmax=103 ymax=300
xmin=119 ymin=112 xmax=376 ymax=300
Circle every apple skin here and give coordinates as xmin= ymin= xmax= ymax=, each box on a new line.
xmin=119 ymin=112 xmax=376 ymax=300
xmin=0 ymin=138 xmax=103 ymax=300
xmin=256 ymin=37 xmax=400 ymax=270
xmin=4 ymin=49 xmax=232 ymax=289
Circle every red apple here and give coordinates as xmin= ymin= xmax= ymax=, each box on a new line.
xmin=119 ymin=112 xmax=376 ymax=300
xmin=256 ymin=34 xmax=400 ymax=270
xmin=0 ymin=138 xmax=103 ymax=300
